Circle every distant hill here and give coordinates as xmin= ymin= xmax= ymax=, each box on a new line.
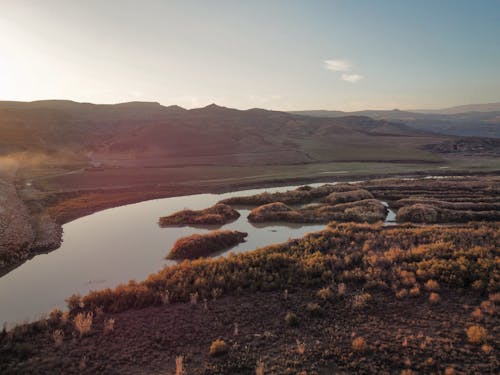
xmin=0 ymin=100 xmax=453 ymax=168
xmin=413 ymin=102 xmax=500 ymax=114
xmin=291 ymin=107 xmax=500 ymax=138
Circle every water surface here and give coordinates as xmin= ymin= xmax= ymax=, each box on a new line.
xmin=0 ymin=183 xmax=396 ymax=326
xmin=0 ymin=184 xmax=326 ymax=326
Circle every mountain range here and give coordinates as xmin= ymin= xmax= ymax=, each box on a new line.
xmin=0 ymin=100 xmax=499 ymax=173
xmin=291 ymin=102 xmax=500 ymax=138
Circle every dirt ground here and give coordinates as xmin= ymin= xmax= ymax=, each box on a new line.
xmin=1 ymin=286 xmax=498 ymax=374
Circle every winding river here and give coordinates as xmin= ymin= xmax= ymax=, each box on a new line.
xmin=0 ymin=183 xmax=395 ymax=327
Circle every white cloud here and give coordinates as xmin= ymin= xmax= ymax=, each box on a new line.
xmin=341 ymin=73 xmax=364 ymax=83
xmin=324 ymin=59 xmax=350 ymax=72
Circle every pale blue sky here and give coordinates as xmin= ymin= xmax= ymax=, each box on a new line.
xmin=0 ymin=0 xmax=499 ymax=110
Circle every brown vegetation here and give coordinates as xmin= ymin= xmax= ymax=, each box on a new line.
xmin=396 ymin=203 xmax=500 ymax=223
xmin=159 ymin=203 xmax=240 ymax=227
xmin=322 ymin=188 xmax=373 ymax=204
xmin=220 ymin=183 xmax=359 ymax=206
xmin=167 ymin=230 xmax=247 ymax=260
xmin=247 ymin=199 xmax=387 ymax=224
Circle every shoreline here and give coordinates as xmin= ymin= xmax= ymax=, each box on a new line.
xmin=46 ymin=168 xmax=500 ymax=226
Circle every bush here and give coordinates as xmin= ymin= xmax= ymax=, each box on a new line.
xmin=74 ymin=312 xmax=93 ymax=337
xmin=424 ymin=280 xmax=440 ymax=292
xmin=317 ymin=287 xmax=334 ymax=301
xmin=429 ymin=292 xmax=440 ymax=304
xmin=352 ymin=337 xmax=367 ymax=352
xmin=209 ymin=339 xmax=229 ymax=356
xmin=306 ymin=302 xmax=321 ymax=316
xmin=466 ymin=325 xmax=487 ymax=344
xmin=285 ymin=312 xmax=299 ymax=327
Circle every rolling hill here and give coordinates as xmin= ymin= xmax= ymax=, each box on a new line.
xmin=0 ymin=100 xmax=454 ymax=170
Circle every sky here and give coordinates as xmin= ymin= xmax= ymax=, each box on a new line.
xmin=0 ymin=0 xmax=499 ymax=111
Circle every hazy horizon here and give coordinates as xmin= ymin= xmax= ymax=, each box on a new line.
xmin=1 ymin=0 xmax=500 ymax=111
xmin=2 ymin=97 xmax=500 ymax=113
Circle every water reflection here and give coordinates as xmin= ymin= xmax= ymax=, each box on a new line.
xmin=0 ymin=184 xmax=325 ymax=326
xmin=0 ymin=182 xmax=396 ymax=326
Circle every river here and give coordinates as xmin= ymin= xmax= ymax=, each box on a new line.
xmin=0 ymin=183 xmax=395 ymax=327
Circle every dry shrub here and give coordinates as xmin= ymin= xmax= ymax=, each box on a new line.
xmin=74 ymin=312 xmax=93 ymax=337
xmin=79 ymin=354 xmax=87 ymax=370
xmin=352 ymin=336 xmax=367 ymax=352
xmin=52 ymin=329 xmax=64 ymax=347
xmin=49 ymin=308 xmax=62 ymax=325
xmin=481 ymin=344 xmax=493 ymax=354
xmin=480 ymin=300 xmax=496 ymax=315
xmin=337 ymin=283 xmax=346 ymax=296
xmin=425 ymin=357 xmax=434 ymax=366
xmin=471 ymin=308 xmax=482 ymax=320
xmin=175 ymin=355 xmax=185 ymax=375
xmin=429 ymin=292 xmax=440 ymax=304
xmin=489 ymin=292 xmax=500 ymax=303
xmin=104 ymin=318 xmax=115 ymax=334
xmin=211 ymin=288 xmax=222 ymax=301
xmin=466 ymin=325 xmax=487 ymax=344
xmin=60 ymin=311 xmax=69 ymax=326
xmin=190 ymin=292 xmax=199 ymax=305
xmin=425 ymin=279 xmax=440 ymax=292
xmin=94 ymin=306 xmax=104 ymax=318
xmin=296 ymin=339 xmax=306 ymax=355
xmin=317 ymin=287 xmax=334 ymax=301
xmin=160 ymin=290 xmax=170 ymax=305
xmin=409 ymin=286 xmax=420 ymax=297
xmin=396 ymin=289 xmax=408 ymax=299
xmin=401 ymin=369 xmax=415 ymax=375
xmin=255 ymin=359 xmax=265 ymax=375
xmin=306 ymin=302 xmax=321 ymax=316
xmin=352 ymin=293 xmax=372 ymax=309
xmin=209 ymin=339 xmax=229 ymax=356
xmin=285 ymin=312 xmax=299 ymax=327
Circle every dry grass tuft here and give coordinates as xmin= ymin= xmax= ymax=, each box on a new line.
xmin=104 ymin=318 xmax=115 ymax=334
xmin=296 ymin=339 xmax=306 ymax=355
xmin=74 ymin=312 xmax=93 ymax=338
xmin=429 ymin=292 xmax=440 ymax=304
xmin=255 ymin=359 xmax=265 ymax=375
xmin=175 ymin=355 xmax=185 ymax=375
xmin=352 ymin=336 xmax=367 ymax=352
xmin=471 ymin=307 xmax=482 ymax=320
xmin=285 ymin=312 xmax=299 ymax=327
xmin=481 ymin=344 xmax=493 ymax=354
xmin=424 ymin=279 xmax=440 ymax=292
xmin=466 ymin=325 xmax=487 ymax=344
xmin=337 ymin=283 xmax=346 ymax=296
xmin=352 ymin=293 xmax=372 ymax=309
xmin=317 ymin=287 xmax=334 ymax=301
xmin=52 ymin=329 xmax=64 ymax=347
xmin=396 ymin=289 xmax=408 ymax=299
xmin=209 ymin=339 xmax=229 ymax=357
xmin=480 ymin=300 xmax=496 ymax=315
